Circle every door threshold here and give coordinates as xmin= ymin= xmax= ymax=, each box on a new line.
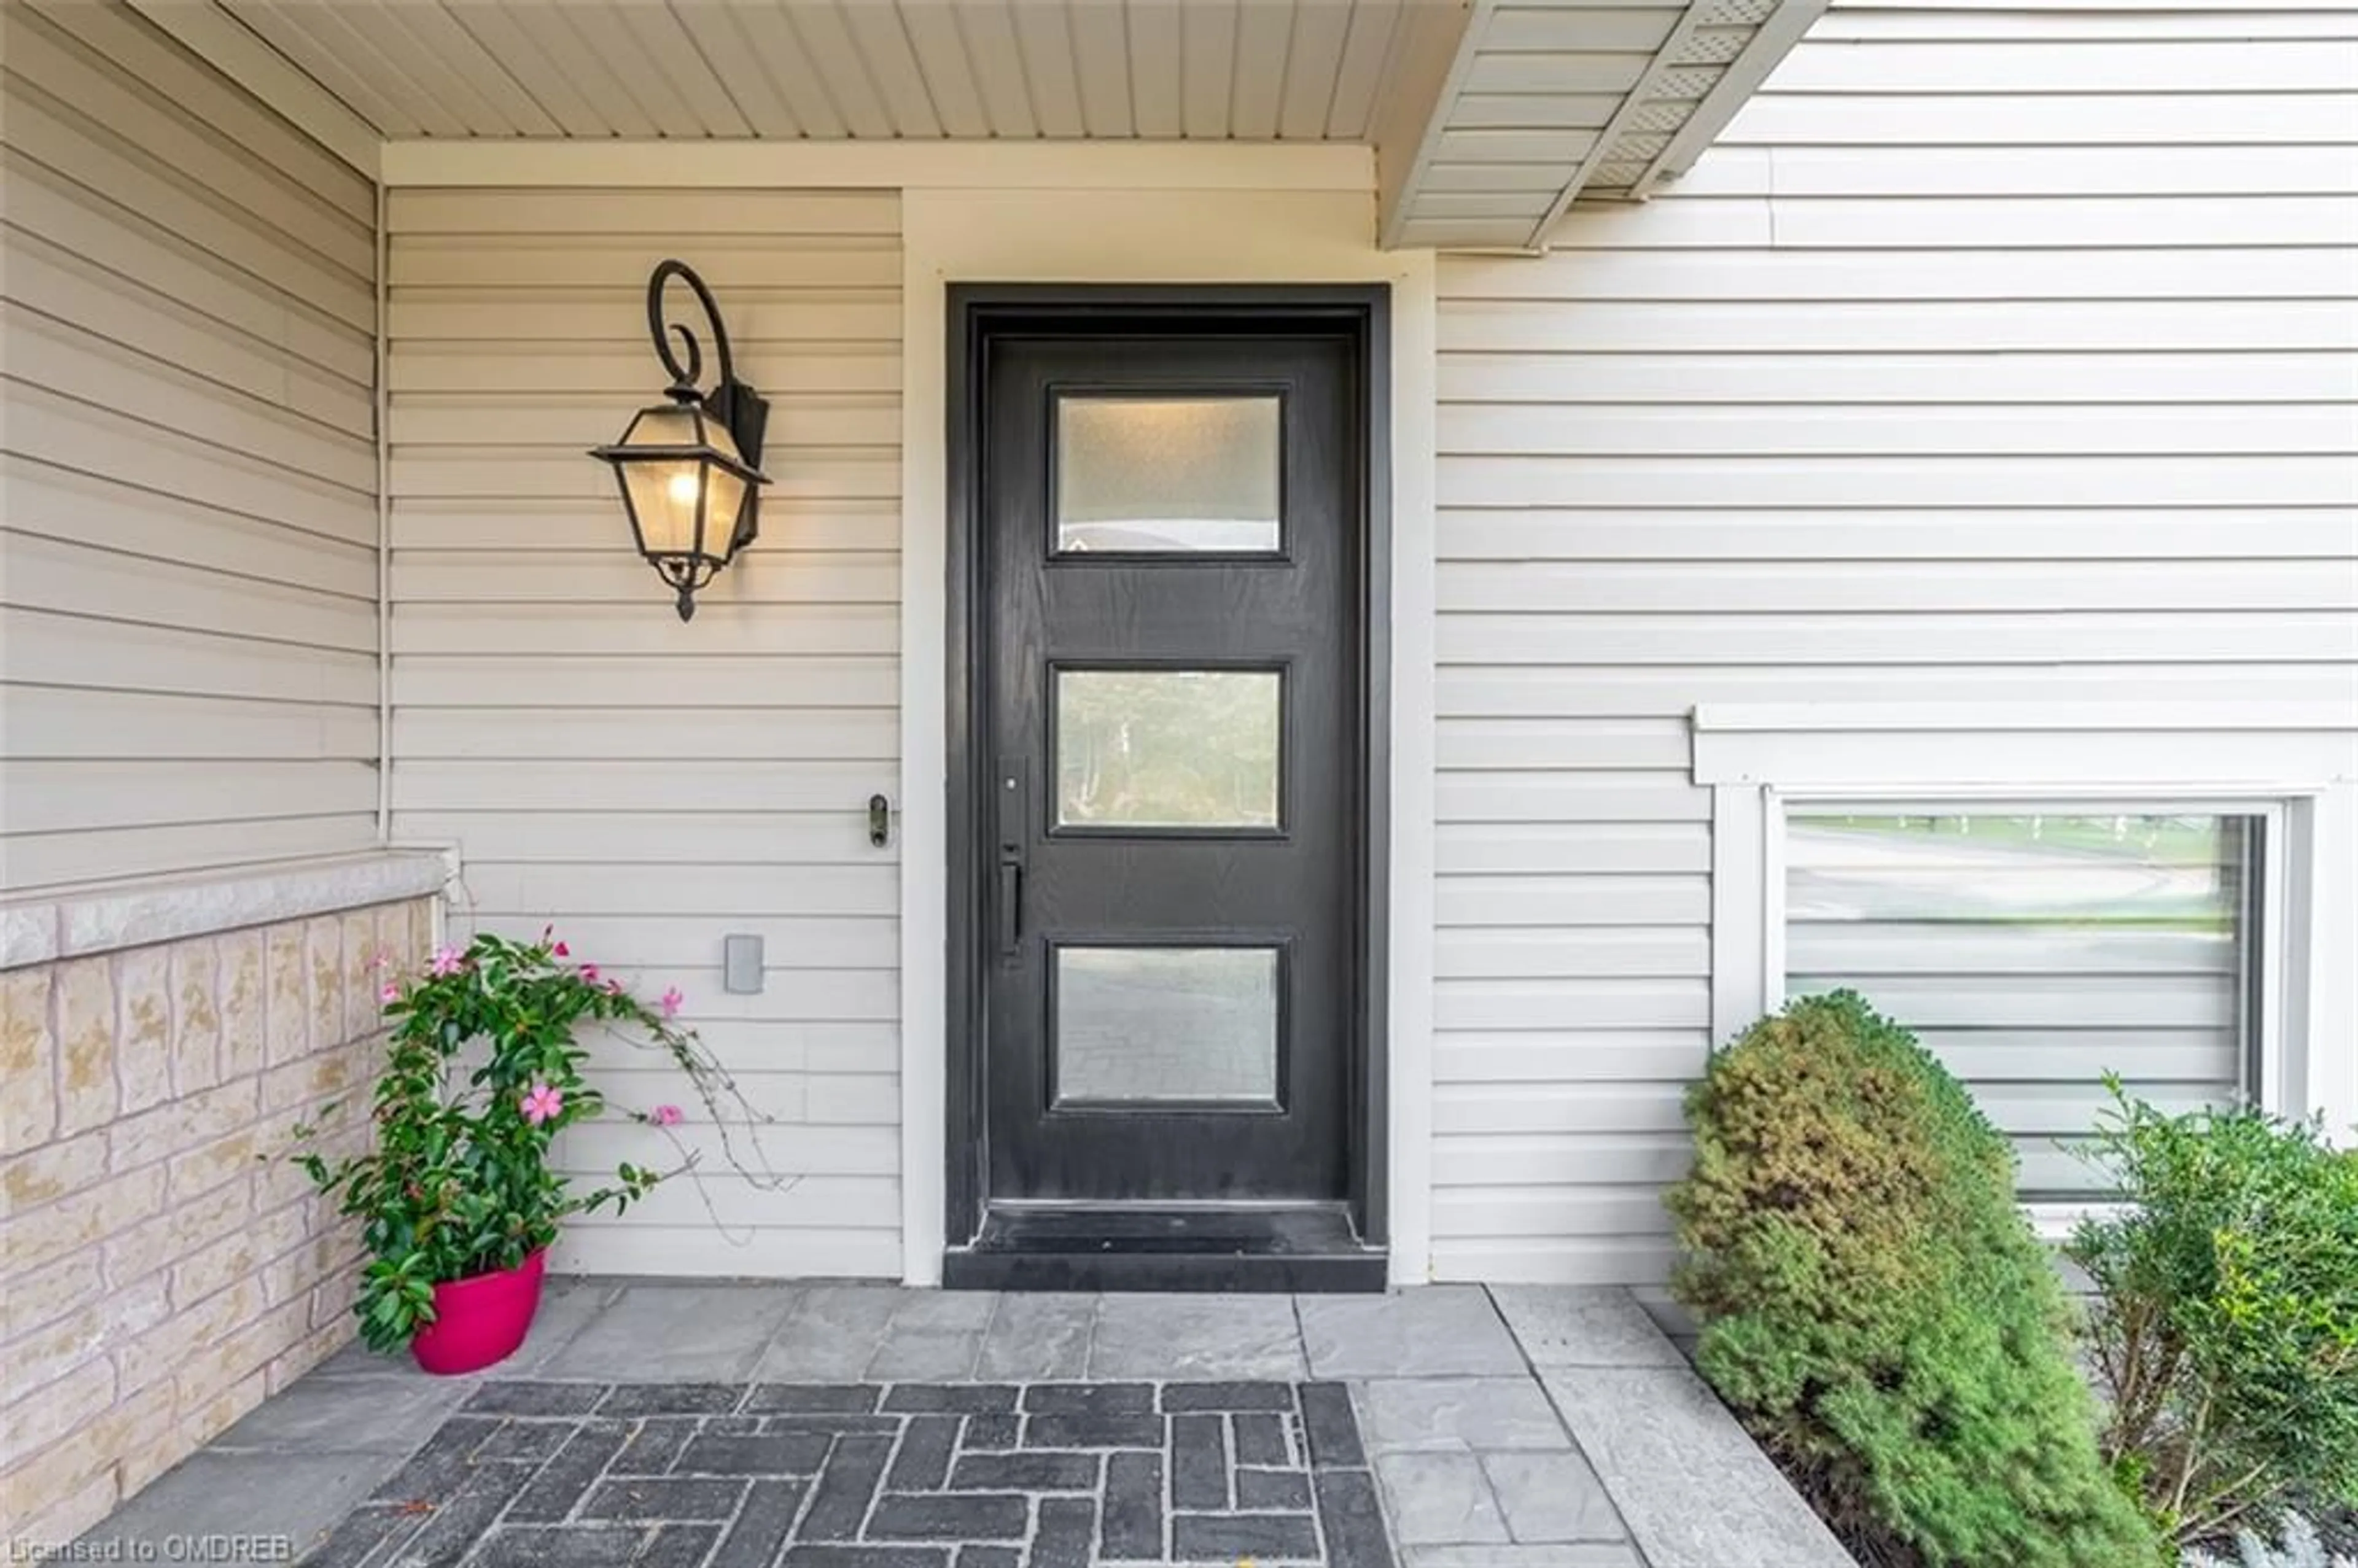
xmin=943 ymin=1202 xmax=1387 ymax=1293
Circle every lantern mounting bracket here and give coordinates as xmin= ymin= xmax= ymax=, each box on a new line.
xmin=647 ymin=258 xmax=769 ymax=491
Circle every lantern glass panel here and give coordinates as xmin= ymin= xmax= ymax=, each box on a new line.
xmin=615 ymin=408 xmax=750 ymax=561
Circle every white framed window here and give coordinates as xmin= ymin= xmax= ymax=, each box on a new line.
xmin=1695 ymin=704 xmax=2358 ymax=1221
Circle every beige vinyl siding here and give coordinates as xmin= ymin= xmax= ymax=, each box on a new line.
xmin=0 ymin=1 xmax=380 ymax=892
xmin=1432 ymin=0 xmax=2358 ymax=1284
xmin=383 ymin=188 xmax=903 ymax=1278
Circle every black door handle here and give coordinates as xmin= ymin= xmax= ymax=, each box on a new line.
xmin=996 ymin=862 xmax=1021 ymax=958
xmin=995 ymin=758 xmax=1027 ymax=962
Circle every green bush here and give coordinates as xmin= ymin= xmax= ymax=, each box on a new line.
xmin=1665 ymin=991 xmax=2158 ymax=1567
xmin=2068 ymin=1087 xmax=2358 ymax=1546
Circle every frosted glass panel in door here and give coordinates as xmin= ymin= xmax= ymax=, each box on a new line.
xmin=1056 ymin=669 xmax=1281 ymax=829
xmin=1055 ymin=946 xmax=1280 ymax=1103
xmin=1055 ymin=395 xmax=1282 ymax=553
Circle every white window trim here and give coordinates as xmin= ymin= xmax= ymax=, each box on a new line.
xmin=1696 ymin=703 xmax=2358 ymax=1239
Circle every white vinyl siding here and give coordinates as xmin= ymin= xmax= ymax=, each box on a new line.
xmin=0 ymin=0 xmax=380 ymax=891
xmin=1431 ymin=0 xmax=2358 ymax=1284
xmin=383 ymin=187 xmax=904 ymax=1278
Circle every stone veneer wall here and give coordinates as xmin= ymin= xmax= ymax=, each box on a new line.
xmin=1 ymin=894 xmax=437 ymax=1547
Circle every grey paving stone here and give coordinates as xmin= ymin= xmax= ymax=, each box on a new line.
xmin=1403 ymin=1549 xmax=1644 ymax=1567
xmin=1479 ymin=1451 xmax=1626 ymax=1544
xmin=539 ymin=1283 xmax=796 ymax=1381
xmin=1299 ymin=1287 xmax=1527 ymax=1379
xmin=475 ymin=1418 xmax=575 ymax=1462
xmin=298 ymin=1504 xmax=425 ymax=1568
xmin=642 ymin=1522 xmax=726 ymax=1567
xmin=801 ymin=1431 xmax=895 ymax=1540
xmin=469 ymin=1523 xmax=645 ymax=1567
xmin=752 ymin=1383 xmax=883 ymax=1413
xmin=962 ymin=1413 xmax=1020 ymax=1450
xmin=712 ymin=1478 xmax=809 ymax=1568
xmin=397 ymin=1457 xmax=543 ymax=1565
xmin=461 ymin=1380 xmax=609 ymax=1417
xmin=888 ymin=1415 xmax=963 ymax=1491
xmin=1541 ymin=1365 xmax=1853 ymax=1568
xmin=1375 ymin=1451 xmax=1511 ymax=1546
xmin=367 ymin=1414 xmax=504 ymax=1502
xmin=1234 ymin=1411 xmax=1291 ymax=1466
xmin=885 ymin=1384 xmax=1021 ymax=1413
xmin=785 ymin=1550 xmax=952 ymax=1567
xmin=1487 ymin=1288 xmax=1685 ymax=1370
xmin=596 ymin=1381 xmax=744 ymax=1416
xmin=1237 ymin=1467 xmax=1313 ymax=1510
xmin=1300 ymin=1382 xmax=1365 ymax=1469
xmin=1024 ymin=1382 xmax=1154 ymax=1414
xmin=1024 ymin=1411 xmax=1165 ymax=1449
xmin=506 ymin=1422 xmax=630 ymax=1521
xmin=757 ymin=1284 xmax=903 ymax=1380
xmin=1089 ymin=1292 xmax=1306 ymax=1380
xmin=868 ymin=1329 xmax=982 ymax=1380
xmin=1172 ymin=1511 xmax=1321 ymax=1561
xmin=578 ymin=1475 xmax=749 ymax=1519
xmin=610 ymin=1416 xmax=701 ymax=1475
xmin=80 ymin=1452 xmax=396 ymax=1556
xmin=679 ymin=1430 xmax=833 ymax=1475
xmin=1316 ymin=1469 xmax=1398 ymax=1568
xmin=1100 ymin=1450 xmax=1166 ymax=1561
xmin=1171 ymin=1413 xmax=1229 ymax=1509
xmin=211 ymin=1373 xmax=462 ymax=1454
xmin=1352 ymin=1379 xmax=1570 ymax=1454
xmin=867 ymin=1492 xmax=1030 ymax=1540
xmin=892 ymin=1290 xmax=1000 ymax=1332
xmin=1033 ymin=1494 xmax=1099 ymax=1568
xmin=976 ymin=1292 xmax=1094 ymax=1380
xmin=958 ymin=1549 xmax=1022 ymax=1568
xmin=1163 ymin=1381 xmax=1297 ymax=1411
xmin=947 ymin=1450 xmax=1101 ymax=1491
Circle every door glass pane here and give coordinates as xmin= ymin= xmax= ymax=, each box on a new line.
xmin=1055 ymin=395 xmax=1282 ymax=553
xmin=1056 ymin=947 xmax=1279 ymax=1103
xmin=1057 ymin=669 xmax=1280 ymax=829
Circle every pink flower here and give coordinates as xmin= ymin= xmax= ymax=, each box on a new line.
xmin=367 ymin=949 xmax=393 ymax=972
xmin=660 ymin=987 xmax=684 ymax=1019
xmin=553 ymin=941 xmax=570 ymax=958
xmin=578 ymin=963 xmax=600 ymax=983
xmin=605 ymin=979 xmax=624 ymax=995
xmin=378 ymin=980 xmax=401 ymax=1006
xmin=429 ymin=945 xmax=465 ymax=977
xmin=650 ymin=1104 xmax=683 ymax=1127
xmin=519 ymin=1083 xmax=564 ymax=1125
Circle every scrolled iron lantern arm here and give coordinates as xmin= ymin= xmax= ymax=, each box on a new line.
xmin=589 ymin=260 xmax=772 ymax=621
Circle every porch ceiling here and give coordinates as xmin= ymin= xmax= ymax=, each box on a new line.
xmin=122 ymin=0 xmax=1823 ymax=252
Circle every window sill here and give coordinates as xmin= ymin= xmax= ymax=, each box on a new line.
xmin=2 ymin=849 xmax=451 ymax=970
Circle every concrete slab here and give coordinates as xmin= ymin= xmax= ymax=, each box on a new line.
xmin=308 ymin=1277 xmax=623 ymax=1382
xmin=1479 ymin=1450 xmax=1626 ymax=1544
xmin=1373 ymin=1451 xmax=1511 ymax=1545
xmin=1541 ymin=1364 xmax=1854 ymax=1568
xmin=1488 ymin=1287 xmax=1684 ymax=1370
xmin=976 ymin=1292 xmax=1095 ymax=1380
xmin=1353 ymin=1378 xmax=1571 ymax=1455
xmin=211 ymin=1373 xmax=463 ymax=1455
xmin=534 ymin=1282 xmax=798 ymax=1382
xmin=1404 ymin=1548 xmax=1645 ymax=1567
xmin=1299 ymin=1286 xmax=1527 ymax=1379
xmin=73 ymin=1451 xmax=391 ymax=1559
xmin=753 ymin=1283 xmax=901 ymax=1380
xmin=1088 ymin=1293 xmax=1306 ymax=1380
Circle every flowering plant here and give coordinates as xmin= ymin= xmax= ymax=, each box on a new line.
xmin=290 ymin=929 xmax=755 ymax=1352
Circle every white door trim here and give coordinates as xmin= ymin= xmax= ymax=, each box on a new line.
xmin=898 ymin=187 xmax=1438 ymax=1286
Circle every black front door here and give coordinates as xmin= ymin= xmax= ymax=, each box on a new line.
xmin=965 ymin=313 xmax=1368 ymax=1220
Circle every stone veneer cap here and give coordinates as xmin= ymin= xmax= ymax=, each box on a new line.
xmin=2 ymin=850 xmax=450 ymax=969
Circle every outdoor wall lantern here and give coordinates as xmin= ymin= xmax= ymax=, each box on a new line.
xmin=590 ymin=259 xmax=770 ymax=621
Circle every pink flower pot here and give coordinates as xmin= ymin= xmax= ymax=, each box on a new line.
xmin=410 ymin=1248 xmax=547 ymax=1376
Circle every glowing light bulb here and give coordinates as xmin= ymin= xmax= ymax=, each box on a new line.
xmin=667 ymin=471 xmax=700 ymax=506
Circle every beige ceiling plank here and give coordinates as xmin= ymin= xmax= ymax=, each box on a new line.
xmin=1126 ymin=0 xmax=1185 ymax=138
xmin=211 ymin=0 xmax=419 ymax=139
xmin=731 ymin=2 xmax=849 ymax=139
xmin=839 ymin=3 xmax=946 ymax=138
xmin=1178 ymin=0 xmax=1238 ymax=139
xmin=896 ymin=2 xmax=992 ymax=138
xmin=1229 ymin=0 xmax=1296 ymax=139
xmin=562 ymin=2 xmax=704 ymax=136
xmin=782 ymin=3 xmax=898 ymax=138
xmin=1326 ymin=0 xmax=1404 ymax=139
xmin=1067 ymin=0 xmax=1135 ymax=137
xmin=1009 ymin=1 xmax=1086 ymax=138
xmin=954 ymin=1 xmax=1040 ymax=139
xmin=1521 ymin=0 xmax=1714 ymax=245
xmin=1278 ymin=0 xmax=1353 ymax=139
xmin=613 ymin=1 xmax=755 ymax=136
xmin=389 ymin=1 xmax=561 ymax=135
xmin=664 ymin=4 xmax=800 ymax=138
xmin=441 ymin=1 xmax=613 ymax=138
xmin=525 ymin=3 xmax=664 ymax=138
xmin=292 ymin=1 xmax=475 ymax=138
